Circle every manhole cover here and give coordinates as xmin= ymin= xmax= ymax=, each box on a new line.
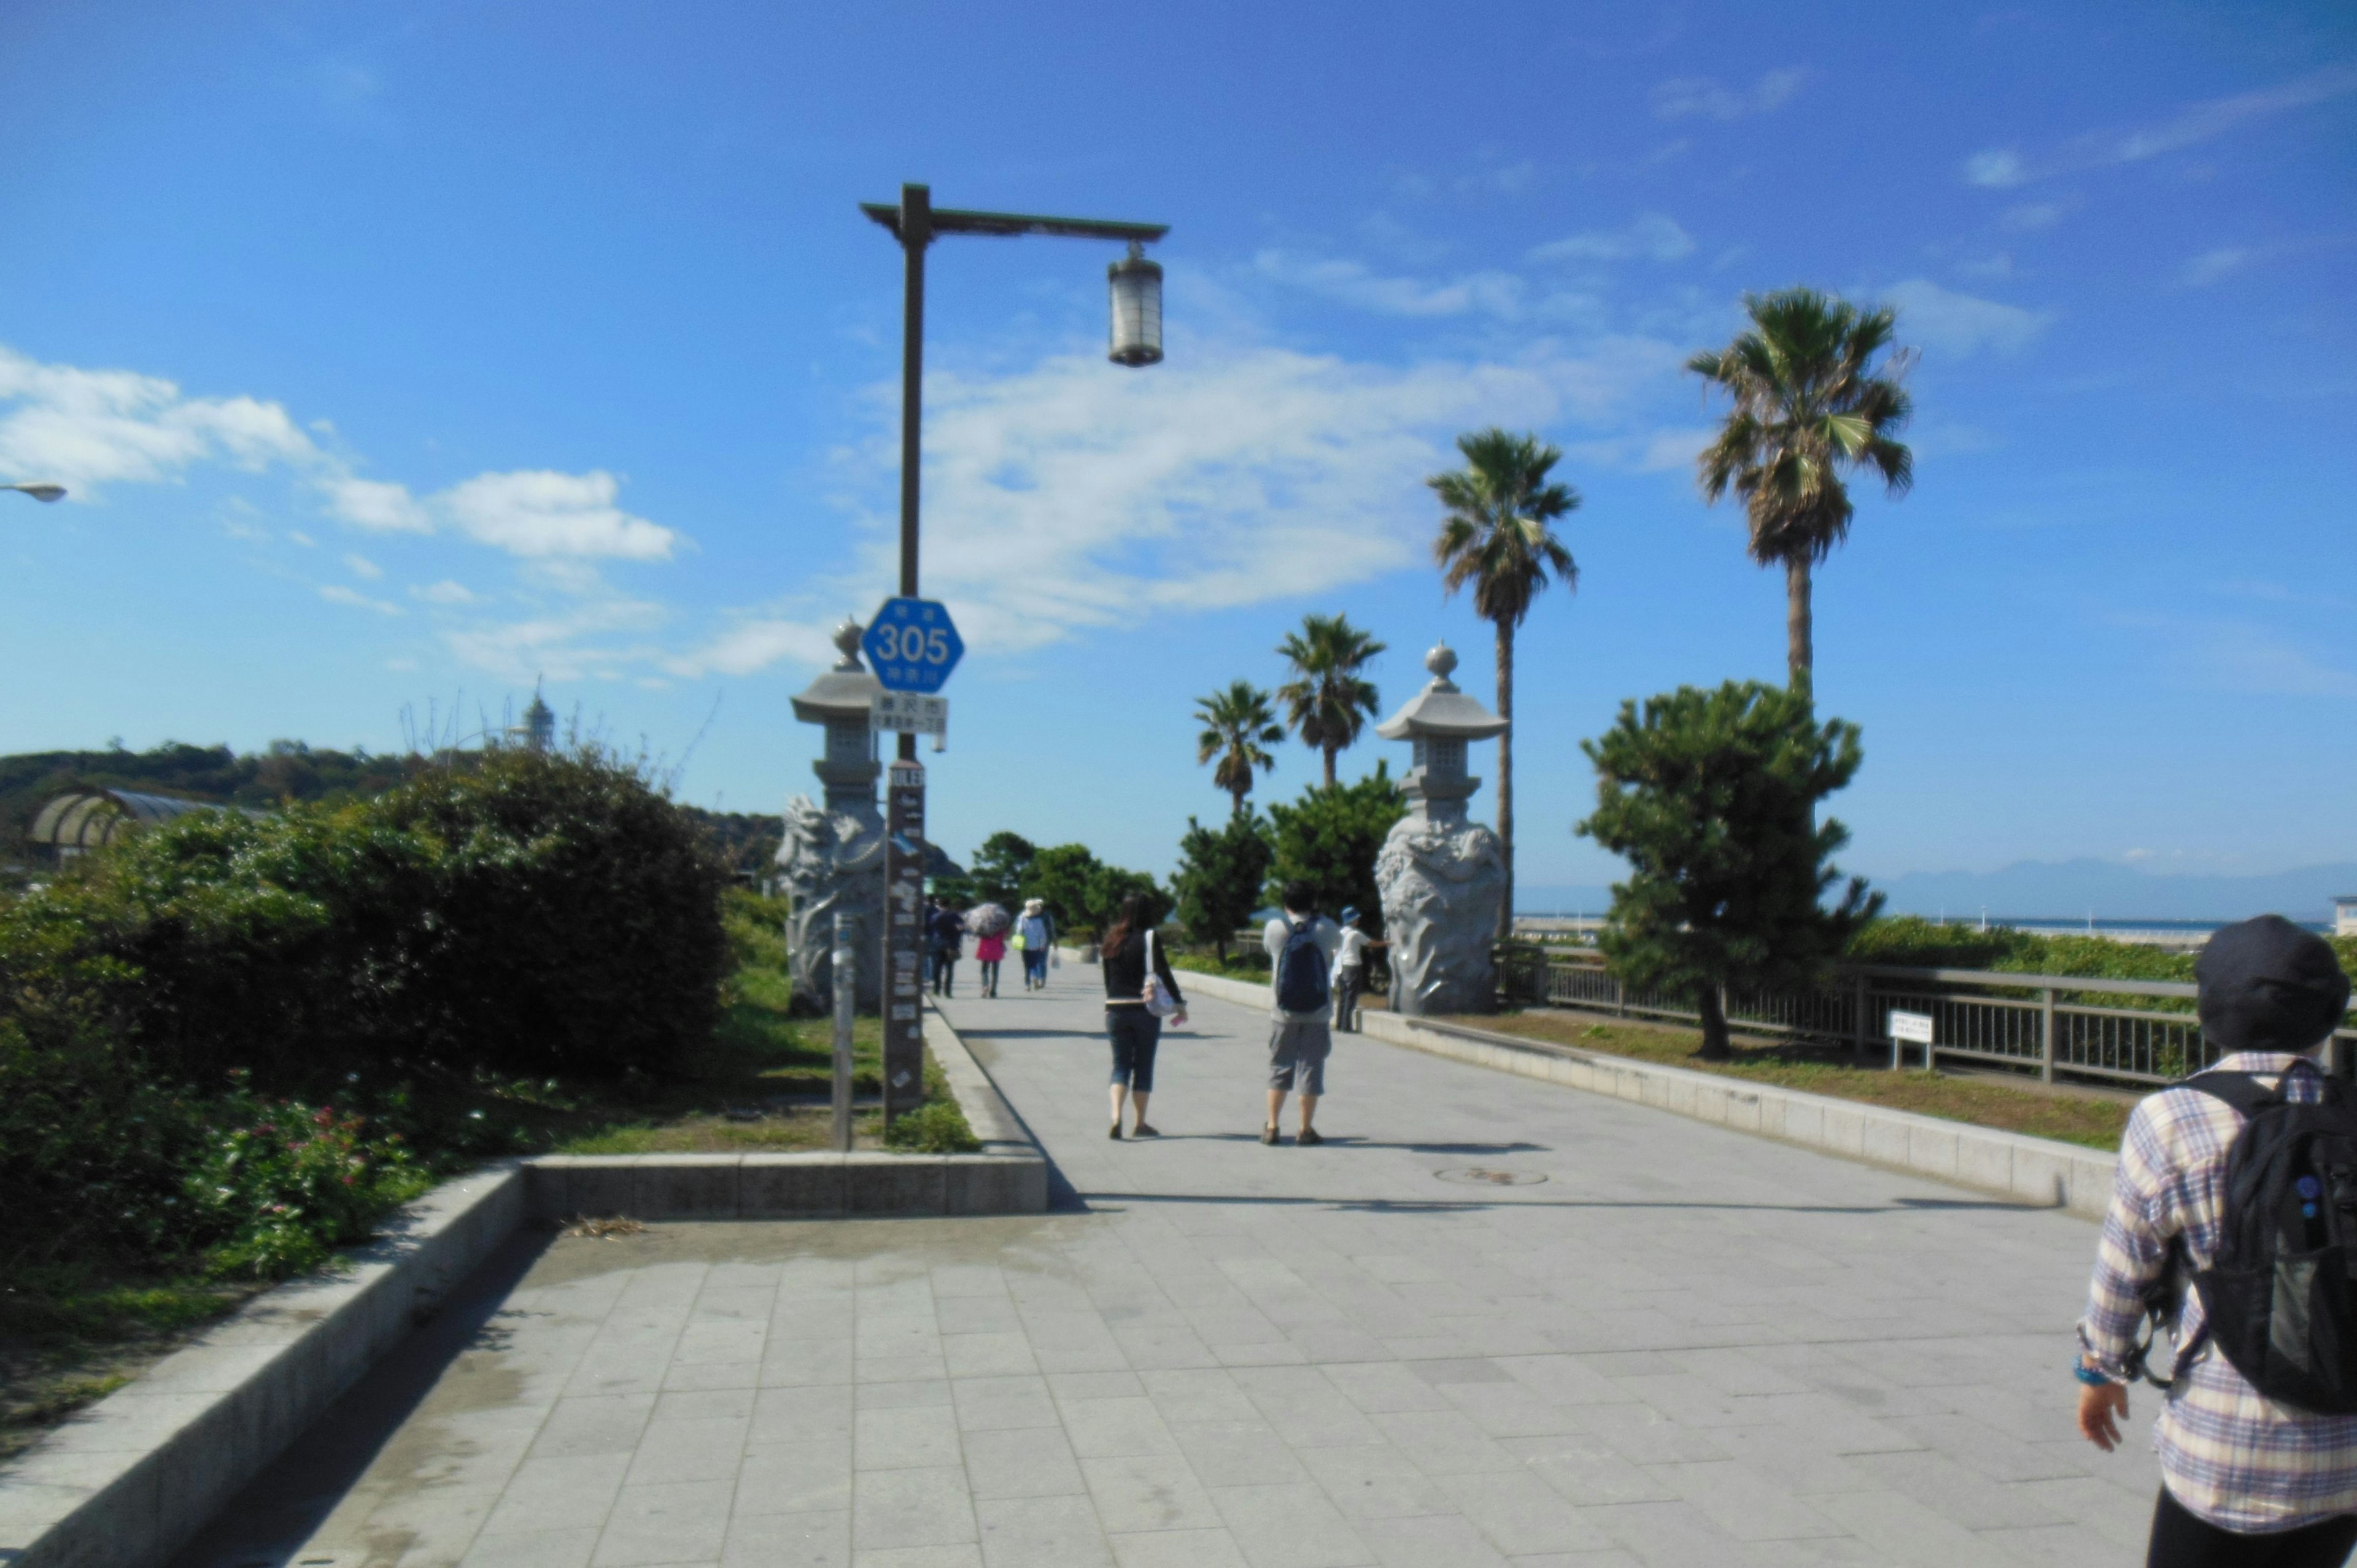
xmin=1434 ymin=1168 xmax=1548 ymax=1187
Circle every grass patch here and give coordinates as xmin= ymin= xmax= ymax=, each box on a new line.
xmin=1 ymin=1272 xmax=265 ymax=1462
xmin=1456 ymin=1011 xmax=2134 ymax=1151
xmin=1168 ymin=950 xmax=1269 ymax=980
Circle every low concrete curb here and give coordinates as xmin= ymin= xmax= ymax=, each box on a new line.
xmin=1174 ymin=965 xmax=2118 ymax=1218
xmin=0 ymin=1005 xmax=1047 ymax=1568
xmin=0 ymin=1161 xmax=525 ymax=1568
xmin=524 ymin=1006 xmax=1048 ymax=1221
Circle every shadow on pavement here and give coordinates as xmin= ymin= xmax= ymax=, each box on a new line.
xmin=1144 ymin=1133 xmax=1552 ymax=1157
xmin=1077 ymin=1190 xmax=2045 ymax=1216
xmin=168 ymin=1223 xmax=559 ymax=1568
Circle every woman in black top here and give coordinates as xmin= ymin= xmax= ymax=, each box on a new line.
xmin=1099 ymin=893 xmax=1186 ymax=1139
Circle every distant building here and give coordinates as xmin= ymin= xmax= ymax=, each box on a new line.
xmin=508 ymin=683 xmax=557 ymax=753
xmin=27 ymin=788 xmax=256 ymax=862
xmin=2338 ymin=896 xmax=2357 ymax=938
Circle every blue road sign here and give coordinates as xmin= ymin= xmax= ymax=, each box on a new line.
xmin=862 ymin=597 xmax=965 ymax=693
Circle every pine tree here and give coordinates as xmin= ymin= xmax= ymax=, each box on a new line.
xmin=1577 ymin=681 xmax=1881 ymax=1059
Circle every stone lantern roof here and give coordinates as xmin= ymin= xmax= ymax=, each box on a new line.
xmin=791 ymin=619 xmax=882 ymax=814
xmin=1375 ymin=643 xmax=1509 ymax=742
xmin=1376 ymin=643 xmax=1506 ymax=822
xmin=791 ymin=619 xmax=884 ymax=725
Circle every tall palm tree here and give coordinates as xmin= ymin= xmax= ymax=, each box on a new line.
xmin=1687 ymin=287 xmax=1914 ymax=693
xmin=1275 ymin=613 xmax=1385 ymax=789
xmin=1428 ymin=428 xmax=1581 ymax=941
xmin=1194 ymin=681 xmax=1285 ymax=816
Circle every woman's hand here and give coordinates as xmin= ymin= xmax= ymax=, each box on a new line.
xmin=1172 ymin=1010 xmax=1188 ymax=1029
xmin=2077 ymin=1380 xmax=2128 ymax=1451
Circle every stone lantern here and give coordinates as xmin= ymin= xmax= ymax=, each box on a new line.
xmin=1373 ymin=642 xmax=1509 ymax=1016
xmin=775 ymin=619 xmax=887 ymax=1014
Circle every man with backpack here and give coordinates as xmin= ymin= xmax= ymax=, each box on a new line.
xmin=1261 ymin=881 xmax=1341 ymax=1146
xmin=2076 ymin=914 xmax=2357 ymax=1566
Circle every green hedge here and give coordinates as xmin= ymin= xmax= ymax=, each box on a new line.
xmin=0 ymin=746 xmax=727 ymax=1281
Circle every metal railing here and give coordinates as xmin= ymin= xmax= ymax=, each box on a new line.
xmin=1495 ymin=946 xmax=2357 ymax=1087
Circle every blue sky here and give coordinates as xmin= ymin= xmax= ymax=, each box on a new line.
xmin=2 ymin=1 xmax=2351 ymax=900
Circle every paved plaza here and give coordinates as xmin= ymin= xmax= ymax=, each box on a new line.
xmin=177 ymin=964 xmax=2165 ymax=1567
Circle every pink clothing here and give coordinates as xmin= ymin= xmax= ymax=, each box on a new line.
xmin=975 ymin=935 xmax=1007 ymax=962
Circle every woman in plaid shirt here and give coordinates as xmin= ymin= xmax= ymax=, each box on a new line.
xmin=2076 ymin=915 xmax=2356 ymax=1566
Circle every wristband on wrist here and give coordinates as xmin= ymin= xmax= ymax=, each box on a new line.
xmin=2073 ymin=1361 xmax=2113 ymax=1388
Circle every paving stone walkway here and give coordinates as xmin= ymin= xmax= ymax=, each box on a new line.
xmin=178 ymin=962 xmax=2164 ymax=1567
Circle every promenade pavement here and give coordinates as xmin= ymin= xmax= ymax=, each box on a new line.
xmin=176 ymin=961 xmax=2164 ymax=1567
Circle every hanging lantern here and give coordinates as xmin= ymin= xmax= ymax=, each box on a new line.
xmin=1107 ymin=242 xmax=1163 ymax=368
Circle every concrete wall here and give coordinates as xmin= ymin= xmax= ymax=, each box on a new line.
xmin=0 ymin=1162 xmax=526 ymax=1568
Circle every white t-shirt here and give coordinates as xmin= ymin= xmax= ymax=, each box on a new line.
xmin=1332 ymin=927 xmax=1371 ymax=978
xmin=1263 ymin=914 xmax=1342 ymax=1021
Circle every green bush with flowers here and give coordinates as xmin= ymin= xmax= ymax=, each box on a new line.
xmin=0 ymin=743 xmax=726 ymax=1291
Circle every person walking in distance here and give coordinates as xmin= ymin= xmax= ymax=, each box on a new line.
xmin=1016 ymin=898 xmax=1055 ymax=991
xmin=1099 ymin=893 xmax=1185 ymax=1140
xmin=2076 ymin=915 xmax=2357 ymax=1566
xmin=928 ymin=899 xmax=965 ymax=998
xmin=1331 ymin=906 xmax=1385 ymax=1034
xmin=1262 ymin=881 xmax=1341 ymax=1146
xmin=973 ymin=926 xmax=1007 ymax=998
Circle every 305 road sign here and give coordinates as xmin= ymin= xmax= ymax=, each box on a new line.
xmin=862 ymin=598 xmax=964 ymax=693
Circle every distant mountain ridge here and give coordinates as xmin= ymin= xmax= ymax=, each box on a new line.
xmin=1518 ymin=862 xmax=2355 ymax=923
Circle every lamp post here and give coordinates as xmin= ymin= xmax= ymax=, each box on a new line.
xmin=2 ymin=483 xmax=66 ymax=503
xmin=858 ymin=183 xmax=1168 ymax=771
xmin=859 ymin=185 xmax=1167 ymax=1112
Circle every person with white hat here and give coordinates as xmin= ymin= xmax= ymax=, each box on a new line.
xmin=1014 ymin=898 xmax=1056 ymax=991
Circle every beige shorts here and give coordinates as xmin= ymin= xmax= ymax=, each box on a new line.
xmin=1269 ymin=1018 xmax=1331 ymax=1094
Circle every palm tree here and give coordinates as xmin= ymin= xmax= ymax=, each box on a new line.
xmin=1428 ymin=428 xmax=1581 ymax=941
xmin=1687 ymin=287 xmax=1914 ymax=693
xmin=1275 ymin=613 xmax=1385 ymax=789
xmin=1194 ymin=681 xmax=1285 ymax=816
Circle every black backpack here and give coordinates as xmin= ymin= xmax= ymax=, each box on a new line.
xmin=1275 ymin=917 xmax=1331 ymax=1016
xmin=2143 ymin=1060 xmax=2357 ymax=1413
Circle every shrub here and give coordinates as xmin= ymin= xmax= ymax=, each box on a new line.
xmin=1264 ymin=764 xmax=1405 ymax=932
xmin=882 ymin=1098 xmax=980 ymax=1154
xmin=1172 ymin=812 xmax=1274 ymax=962
xmin=1579 ymin=681 xmax=1879 ymax=1059
xmin=0 ymin=745 xmax=729 ymax=1091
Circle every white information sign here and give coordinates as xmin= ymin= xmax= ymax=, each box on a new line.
xmin=1887 ymin=1008 xmax=1935 ymax=1072
xmin=871 ymin=692 xmax=948 ymax=736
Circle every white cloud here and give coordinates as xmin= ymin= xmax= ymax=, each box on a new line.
xmin=1638 ymin=427 xmax=1713 ymax=472
xmin=440 ymin=470 xmax=676 ymax=560
xmin=668 ymin=334 xmax=1680 ymax=678
xmin=674 ymin=617 xmax=845 ymax=678
xmin=1964 ymin=150 xmax=2029 ymax=190
xmin=344 ymin=552 xmax=382 ymax=579
xmin=1529 ymin=214 xmax=1695 ymax=265
xmin=2179 ymin=247 xmax=2249 ymax=287
xmin=2200 ymin=625 xmax=2357 ymax=698
xmin=319 ymin=584 xmax=401 ymax=616
xmin=443 ymin=598 xmax=667 ymax=684
xmin=1652 ymin=68 xmax=1807 ymax=122
xmin=1253 ymin=252 xmax=1525 ymax=318
xmin=1964 ymin=61 xmax=2357 ymax=187
xmin=2002 ymin=200 xmax=2070 ymax=231
xmin=411 ymin=579 xmax=480 ymax=605
xmin=330 ymin=476 xmax=431 ymax=532
xmin=0 ymin=346 xmax=316 ymax=490
xmin=1884 ymin=278 xmax=2054 ymax=357
xmin=0 ymin=341 xmax=681 ymax=565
